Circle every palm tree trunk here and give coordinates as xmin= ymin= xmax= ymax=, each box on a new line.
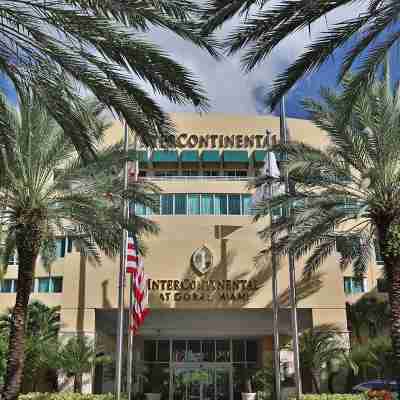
xmin=310 ymin=370 xmax=320 ymax=394
xmin=2 ymin=225 xmax=41 ymax=400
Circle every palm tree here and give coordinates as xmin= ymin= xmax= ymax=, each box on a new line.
xmin=295 ymin=324 xmax=348 ymax=393
xmin=1 ymin=1 xmax=217 ymax=159
xmin=56 ymin=335 xmax=110 ymax=393
xmin=0 ymin=89 xmax=159 ymax=400
xmin=201 ymin=0 xmax=395 ymax=108
xmin=252 ymin=75 xmax=400 ymax=371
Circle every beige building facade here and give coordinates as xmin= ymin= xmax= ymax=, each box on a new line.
xmin=0 ymin=113 xmax=385 ymax=398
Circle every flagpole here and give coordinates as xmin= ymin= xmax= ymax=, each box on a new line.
xmin=266 ymin=131 xmax=281 ymax=400
xmin=115 ymin=120 xmax=129 ymax=400
xmin=280 ymin=96 xmax=302 ymax=399
xmin=127 ymin=132 xmax=139 ymax=400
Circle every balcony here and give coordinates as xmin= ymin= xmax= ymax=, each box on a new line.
xmin=142 ymin=175 xmax=250 ymax=182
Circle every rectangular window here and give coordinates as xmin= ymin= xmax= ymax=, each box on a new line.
xmin=182 ymin=170 xmax=198 ymax=177
xmin=0 ymin=279 xmax=15 ymax=293
xmin=201 ymin=194 xmax=214 ymax=215
xmin=144 ymin=340 xmax=157 ymax=362
xmin=343 ymin=277 xmax=366 ymax=295
xmin=188 ymin=194 xmax=200 ymax=215
xmin=241 ymin=195 xmax=252 ymax=215
xmin=203 ymin=170 xmax=219 ymax=177
xmin=175 ymin=194 xmax=187 ymax=215
xmin=228 ymin=194 xmax=241 ymax=215
xmin=161 ymin=194 xmax=174 ymax=215
xmin=214 ymin=195 xmax=228 ymax=215
xmin=38 ymin=278 xmax=50 ymax=293
xmin=51 ymin=277 xmax=63 ymax=293
xmin=67 ymin=238 xmax=73 ymax=253
xmin=7 ymin=253 xmax=17 ymax=265
xmin=138 ymin=170 xmax=147 ymax=177
xmin=56 ymin=238 xmax=66 ymax=258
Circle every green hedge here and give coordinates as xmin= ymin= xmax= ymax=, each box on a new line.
xmin=299 ymin=395 xmax=365 ymax=400
xmin=19 ymin=394 xmax=115 ymax=400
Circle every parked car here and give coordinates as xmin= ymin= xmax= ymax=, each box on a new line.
xmin=353 ymin=380 xmax=400 ymax=392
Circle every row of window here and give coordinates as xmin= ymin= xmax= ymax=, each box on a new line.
xmin=144 ymin=339 xmax=258 ymax=363
xmin=134 ymin=194 xmax=253 ymax=216
xmin=0 ymin=277 xmax=63 ymax=293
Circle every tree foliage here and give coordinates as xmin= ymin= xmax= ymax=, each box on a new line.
xmin=201 ymin=0 xmax=398 ymax=108
xmin=0 ymin=0 xmax=218 ymax=159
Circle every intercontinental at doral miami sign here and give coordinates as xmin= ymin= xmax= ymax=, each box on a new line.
xmin=158 ymin=131 xmax=278 ymax=149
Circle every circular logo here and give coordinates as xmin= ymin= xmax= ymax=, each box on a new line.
xmin=191 ymin=246 xmax=213 ymax=275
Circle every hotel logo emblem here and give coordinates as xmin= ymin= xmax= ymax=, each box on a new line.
xmin=191 ymin=245 xmax=213 ymax=275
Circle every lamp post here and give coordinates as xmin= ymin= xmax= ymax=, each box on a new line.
xmin=280 ymin=97 xmax=302 ymax=399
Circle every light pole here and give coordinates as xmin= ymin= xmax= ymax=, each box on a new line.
xmin=280 ymin=97 xmax=302 ymax=399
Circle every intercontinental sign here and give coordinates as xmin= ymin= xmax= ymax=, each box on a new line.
xmin=147 ymin=278 xmax=259 ymax=302
xmin=159 ymin=132 xmax=278 ymax=149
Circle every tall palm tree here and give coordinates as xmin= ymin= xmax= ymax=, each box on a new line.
xmin=252 ymin=76 xmax=400 ymax=371
xmin=296 ymin=324 xmax=348 ymax=393
xmin=201 ymin=0 xmax=396 ymax=108
xmin=1 ymin=1 xmax=218 ymax=159
xmin=0 ymin=89 xmax=159 ymax=400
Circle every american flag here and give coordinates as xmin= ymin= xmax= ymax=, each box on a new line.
xmin=126 ymin=159 xmax=149 ymax=333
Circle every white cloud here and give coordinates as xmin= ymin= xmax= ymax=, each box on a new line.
xmin=146 ymin=1 xmax=367 ymax=114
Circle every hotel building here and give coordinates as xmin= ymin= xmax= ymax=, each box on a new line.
xmin=0 ymin=113 xmax=386 ymax=398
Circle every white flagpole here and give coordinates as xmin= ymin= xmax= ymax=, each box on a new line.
xmin=266 ymin=131 xmax=281 ymax=400
xmin=115 ymin=121 xmax=129 ymax=400
xmin=280 ymin=96 xmax=302 ymax=399
xmin=127 ymin=132 xmax=138 ymax=400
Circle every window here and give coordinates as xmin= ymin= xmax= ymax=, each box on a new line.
xmin=228 ymin=194 xmax=241 ymax=215
xmin=188 ymin=194 xmax=200 ymax=215
xmin=135 ymin=203 xmax=147 ymax=216
xmin=201 ymin=194 xmax=214 ymax=215
xmin=223 ymin=170 xmax=248 ymax=177
xmin=56 ymin=238 xmax=66 ymax=258
xmin=138 ymin=170 xmax=147 ymax=177
xmin=0 ymin=279 xmax=16 ymax=293
xmin=377 ymin=278 xmax=388 ymax=293
xmin=161 ymin=194 xmax=173 ymax=215
xmin=36 ymin=277 xmax=63 ymax=293
xmin=203 ymin=170 xmax=219 ymax=177
xmin=7 ymin=253 xmax=17 ymax=265
xmin=344 ymin=277 xmax=366 ymax=295
xmin=241 ymin=195 xmax=252 ymax=215
xmin=214 ymin=194 xmax=228 ymax=215
xmin=175 ymin=194 xmax=187 ymax=215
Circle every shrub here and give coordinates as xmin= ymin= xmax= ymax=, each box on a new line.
xmin=298 ymin=395 xmax=365 ymax=400
xmin=19 ymin=394 xmax=115 ymax=400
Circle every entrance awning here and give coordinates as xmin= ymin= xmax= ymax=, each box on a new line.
xmin=222 ymin=150 xmax=249 ymax=163
xmin=253 ymin=150 xmax=266 ymax=163
xmin=180 ymin=150 xmax=199 ymax=163
xmin=201 ymin=150 xmax=221 ymax=163
xmin=151 ymin=150 xmax=179 ymax=163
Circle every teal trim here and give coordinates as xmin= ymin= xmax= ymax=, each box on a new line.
xmin=223 ymin=150 xmax=249 ymax=163
xmin=253 ymin=150 xmax=266 ymax=163
xmin=181 ymin=150 xmax=199 ymax=163
xmin=151 ymin=150 xmax=178 ymax=163
xmin=201 ymin=150 xmax=221 ymax=163
xmin=127 ymin=150 xmax=148 ymax=163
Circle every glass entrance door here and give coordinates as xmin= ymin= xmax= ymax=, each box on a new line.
xmin=171 ymin=364 xmax=231 ymax=400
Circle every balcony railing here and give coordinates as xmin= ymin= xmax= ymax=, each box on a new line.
xmin=142 ymin=175 xmax=250 ymax=182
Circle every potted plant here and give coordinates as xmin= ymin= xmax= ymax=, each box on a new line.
xmin=144 ymin=364 xmax=165 ymax=400
xmin=241 ymin=368 xmax=256 ymax=400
